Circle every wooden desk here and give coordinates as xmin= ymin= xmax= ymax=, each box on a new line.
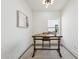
xmin=32 ymin=33 xmax=62 ymax=58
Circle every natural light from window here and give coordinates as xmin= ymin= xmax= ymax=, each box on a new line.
xmin=48 ymin=20 xmax=60 ymax=34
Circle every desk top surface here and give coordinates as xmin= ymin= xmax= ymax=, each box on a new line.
xmin=32 ymin=33 xmax=62 ymax=37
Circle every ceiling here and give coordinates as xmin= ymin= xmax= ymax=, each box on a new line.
xmin=26 ymin=0 xmax=68 ymax=11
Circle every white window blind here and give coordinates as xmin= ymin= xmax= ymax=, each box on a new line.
xmin=48 ymin=20 xmax=60 ymax=32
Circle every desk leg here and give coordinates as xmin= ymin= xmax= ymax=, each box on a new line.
xmin=32 ymin=49 xmax=36 ymax=57
xmin=32 ymin=40 xmax=36 ymax=57
xmin=57 ymin=49 xmax=62 ymax=57
xmin=57 ymin=39 xmax=62 ymax=58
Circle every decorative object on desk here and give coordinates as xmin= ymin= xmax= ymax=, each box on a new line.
xmin=55 ymin=24 xmax=58 ymax=36
xmin=17 ymin=10 xmax=29 ymax=28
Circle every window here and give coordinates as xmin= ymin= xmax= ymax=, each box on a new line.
xmin=48 ymin=20 xmax=60 ymax=34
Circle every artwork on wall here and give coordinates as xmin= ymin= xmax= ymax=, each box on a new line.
xmin=17 ymin=10 xmax=29 ymax=28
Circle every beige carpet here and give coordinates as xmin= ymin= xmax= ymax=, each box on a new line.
xmin=20 ymin=45 xmax=76 ymax=59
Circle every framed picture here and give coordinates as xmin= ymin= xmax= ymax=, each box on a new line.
xmin=17 ymin=10 xmax=29 ymax=28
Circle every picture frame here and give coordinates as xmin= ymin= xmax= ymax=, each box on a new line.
xmin=17 ymin=10 xmax=29 ymax=28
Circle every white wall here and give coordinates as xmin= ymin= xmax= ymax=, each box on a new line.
xmin=1 ymin=0 xmax=32 ymax=59
xmin=62 ymin=0 xmax=78 ymax=57
xmin=32 ymin=11 xmax=61 ymax=34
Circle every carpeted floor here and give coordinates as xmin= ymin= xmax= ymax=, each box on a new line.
xmin=20 ymin=45 xmax=76 ymax=59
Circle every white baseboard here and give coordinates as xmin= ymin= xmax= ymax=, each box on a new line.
xmin=62 ymin=44 xmax=78 ymax=59
xmin=18 ymin=44 xmax=32 ymax=59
